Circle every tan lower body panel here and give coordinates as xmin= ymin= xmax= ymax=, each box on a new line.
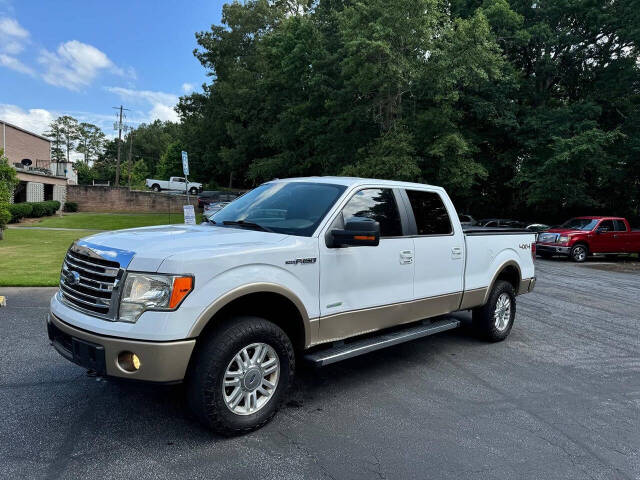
xmin=316 ymin=292 xmax=462 ymax=344
xmin=458 ymin=287 xmax=488 ymax=310
xmin=49 ymin=313 xmax=195 ymax=383
xmin=518 ymin=277 xmax=536 ymax=295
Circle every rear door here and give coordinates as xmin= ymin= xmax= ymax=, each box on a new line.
xmin=590 ymin=219 xmax=616 ymax=252
xmin=613 ymin=219 xmax=631 ymax=252
xmin=318 ymin=187 xmax=414 ymax=341
xmin=400 ymin=188 xmax=465 ymax=312
xmin=169 ymin=177 xmax=186 ymax=190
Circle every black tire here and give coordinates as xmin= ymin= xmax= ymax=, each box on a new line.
xmin=570 ymin=243 xmax=588 ymax=263
xmin=472 ymin=280 xmax=516 ymax=342
xmin=189 ymin=187 xmax=198 ymax=195
xmin=186 ymin=316 xmax=295 ymax=435
xmin=151 ymin=184 xmax=161 ymax=192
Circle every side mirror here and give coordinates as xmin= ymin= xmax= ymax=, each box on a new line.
xmin=328 ymin=218 xmax=380 ymax=248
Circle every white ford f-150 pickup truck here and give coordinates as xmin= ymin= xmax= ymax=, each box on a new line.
xmin=48 ymin=177 xmax=536 ymax=434
xmin=145 ymin=176 xmax=203 ymax=195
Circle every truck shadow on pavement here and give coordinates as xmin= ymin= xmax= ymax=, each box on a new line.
xmin=86 ymin=313 xmax=480 ymax=438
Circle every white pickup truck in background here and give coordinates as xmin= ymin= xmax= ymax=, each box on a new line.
xmin=145 ymin=176 xmax=203 ymax=195
xmin=48 ymin=177 xmax=536 ymax=435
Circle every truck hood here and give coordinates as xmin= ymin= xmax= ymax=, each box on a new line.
xmin=546 ymin=228 xmax=588 ymax=234
xmin=82 ymin=224 xmax=289 ymax=271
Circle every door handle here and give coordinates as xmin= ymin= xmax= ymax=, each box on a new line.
xmin=451 ymin=247 xmax=463 ymax=259
xmin=399 ymin=250 xmax=413 ymax=265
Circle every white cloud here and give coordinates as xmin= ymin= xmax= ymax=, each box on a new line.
xmin=0 ymin=17 xmax=28 ymax=56
xmin=0 ymin=104 xmax=54 ymax=135
xmin=38 ymin=40 xmax=120 ymax=91
xmin=0 ymin=53 xmax=35 ymax=75
xmin=106 ymin=86 xmax=180 ymax=123
xmin=181 ymin=82 xmax=194 ymax=93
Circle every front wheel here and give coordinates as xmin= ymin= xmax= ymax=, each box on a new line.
xmin=472 ymin=280 xmax=516 ymax=342
xmin=570 ymin=244 xmax=588 ymax=263
xmin=187 ymin=316 xmax=295 ymax=435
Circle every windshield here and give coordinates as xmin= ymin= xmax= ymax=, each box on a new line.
xmin=211 ymin=182 xmax=347 ymax=236
xmin=561 ymin=218 xmax=599 ymax=231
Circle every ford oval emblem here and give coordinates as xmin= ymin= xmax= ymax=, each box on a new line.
xmin=67 ymin=271 xmax=81 ymax=285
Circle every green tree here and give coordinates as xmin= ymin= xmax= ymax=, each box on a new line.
xmin=157 ymin=141 xmax=186 ymax=179
xmin=45 ymin=116 xmax=80 ymax=163
xmin=177 ymin=0 xmax=640 ymax=221
xmin=76 ymin=122 xmax=105 ymax=164
xmin=0 ymin=149 xmax=18 ymax=240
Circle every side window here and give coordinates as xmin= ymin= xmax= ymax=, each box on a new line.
xmin=405 ymin=190 xmax=453 ymax=235
xmin=341 ymin=188 xmax=402 ymax=237
xmin=613 ymin=220 xmax=627 ymax=232
xmin=598 ymin=220 xmax=615 ymax=232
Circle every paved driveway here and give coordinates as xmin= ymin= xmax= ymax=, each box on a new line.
xmin=1 ymin=260 xmax=638 ymax=479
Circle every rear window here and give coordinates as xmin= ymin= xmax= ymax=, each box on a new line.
xmin=613 ymin=220 xmax=627 ymax=231
xmin=405 ymin=190 xmax=452 ymax=235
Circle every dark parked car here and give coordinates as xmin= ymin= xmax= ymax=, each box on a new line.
xmin=458 ymin=214 xmax=477 ymax=227
xmin=478 ymin=218 xmax=527 ymax=229
xmin=197 ymin=191 xmax=239 ymax=209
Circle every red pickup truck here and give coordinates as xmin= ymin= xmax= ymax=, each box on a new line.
xmin=536 ymin=216 xmax=640 ymax=262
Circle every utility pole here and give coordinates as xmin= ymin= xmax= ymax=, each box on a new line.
xmin=112 ymin=105 xmax=130 ymax=187
xmin=127 ymin=130 xmax=134 ymax=190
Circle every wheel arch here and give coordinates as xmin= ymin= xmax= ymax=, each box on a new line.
xmin=483 ymin=260 xmax=522 ymax=303
xmin=188 ymin=283 xmax=313 ymax=350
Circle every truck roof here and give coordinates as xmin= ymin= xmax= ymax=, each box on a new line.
xmin=266 ymin=176 xmax=441 ymax=190
xmin=573 ymin=216 xmax=626 ymax=220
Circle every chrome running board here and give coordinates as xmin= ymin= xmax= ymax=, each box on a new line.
xmin=304 ymin=317 xmax=461 ymax=367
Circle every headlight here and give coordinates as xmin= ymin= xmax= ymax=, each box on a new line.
xmin=119 ymin=273 xmax=193 ymax=323
xmin=558 ymin=235 xmax=570 ymax=244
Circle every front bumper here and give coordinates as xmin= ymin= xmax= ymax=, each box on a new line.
xmin=47 ymin=312 xmax=195 ymax=383
xmin=537 ymin=244 xmax=570 ymax=255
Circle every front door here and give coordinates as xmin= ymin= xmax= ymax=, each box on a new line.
xmin=318 ymin=188 xmax=414 ymax=342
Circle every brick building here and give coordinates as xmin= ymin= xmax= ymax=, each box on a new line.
xmin=1 ymin=120 xmax=72 ymax=205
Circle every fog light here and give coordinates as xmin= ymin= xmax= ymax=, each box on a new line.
xmin=118 ymin=351 xmax=141 ymax=372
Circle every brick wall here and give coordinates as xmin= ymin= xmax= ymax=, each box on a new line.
xmin=1 ymin=122 xmax=50 ymax=166
xmin=67 ymin=185 xmax=200 ymax=213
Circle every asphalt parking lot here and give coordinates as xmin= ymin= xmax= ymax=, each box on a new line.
xmin=1 ymin=259 xmax=638 ymax=480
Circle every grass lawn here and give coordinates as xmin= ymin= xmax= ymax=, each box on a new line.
xmin=34 ymin=212 xmax=202 ymax=230
xmin=0 ymin=229 xmax=98 ymax=286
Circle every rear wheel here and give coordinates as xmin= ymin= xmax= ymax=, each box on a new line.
xmin=472 ymin=280 xmax=516 ymax=342
xmin=570 ymin=244 xmax=588 ymax=263
xmin=151 ymin=184 xmax=161 ymax=192
xmin=187 ymin=316 xmax=294 ymax=435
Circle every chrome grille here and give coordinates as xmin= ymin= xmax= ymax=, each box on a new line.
xmin=538 ymin=232 xmax=559 ymax=243
xmin=59 ymin=248 xmax=121 ymax=318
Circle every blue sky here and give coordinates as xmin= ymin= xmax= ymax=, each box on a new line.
xmin=0 ymin=0 xmax=225 ymax=142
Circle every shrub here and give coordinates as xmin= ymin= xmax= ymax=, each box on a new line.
xmin=8 ymin=203 xmax=33 ymax=222
xmin=63 ymin=201 xmax=78 ymax=212
xmin=30 ymin=202 xmax=48 ymax=218
xmin=43 ymin=200 xmax=60 ymax=215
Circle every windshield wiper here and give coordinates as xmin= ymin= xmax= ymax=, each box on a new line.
xmin=205 ymin=217 xmax=217 ymax=225
xmin=222 ymin=220 xmax=273 ymax=232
